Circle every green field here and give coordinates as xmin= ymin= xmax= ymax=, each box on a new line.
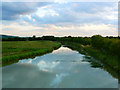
xmin=2 ymin=41 xmax=61 ymax=66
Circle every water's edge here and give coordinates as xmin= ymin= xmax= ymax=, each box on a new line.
xmin=2 ymin=46 xmax=118 ymax=88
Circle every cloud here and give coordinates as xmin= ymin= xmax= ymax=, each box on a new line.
xmin=2 ymin=2 xmax=117 ymax=24
xmin=2 ymin=2 xmax=50 ymax=20
xmin=2 ymin=21 xmax=118 ymax=37
xmin=18 ymin=2 xmax=117 ymax=25
xmin=1 ymin=2 xmax=118 ymax=37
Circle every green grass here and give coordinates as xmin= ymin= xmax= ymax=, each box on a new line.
xmin=84 ymin=46 xmax=119 ymax=71
xmin=2 ymin=41 xmax=61 ymax=66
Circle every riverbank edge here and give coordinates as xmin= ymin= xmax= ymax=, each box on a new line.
xmin=2 ymin=42 xmax=61 ymax=67
xmin=61 ymin=42 xmax=119 ymax=80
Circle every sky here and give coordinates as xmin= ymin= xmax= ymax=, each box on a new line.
xmin=1 ymin=1 xmax=118 ymax=37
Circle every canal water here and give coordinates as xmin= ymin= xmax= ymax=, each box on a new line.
xmin=2 ymin=46 xmax=118 ymax=88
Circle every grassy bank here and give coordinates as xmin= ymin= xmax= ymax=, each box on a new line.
xmin=84 ymin=46 xmax=119 ymax=81
xmin=62 ymin=42 xmax=119 ymax=80
xmin=2 ymin=41 xmax=61 ymax=66
xmin=84 ymin=46 xmax=118 ymax=70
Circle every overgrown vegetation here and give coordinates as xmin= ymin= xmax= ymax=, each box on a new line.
xmin=2 ymin=41 xmax=61 ymax=66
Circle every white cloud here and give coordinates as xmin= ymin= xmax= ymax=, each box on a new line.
xmin=2 ymin=21 xmax=44 ymax=36
xmin=36 ymin=7 xmax=59 ymax=18
xmin=43 ymin=24 xmax=118 ymax=36
xmin=2 ymin=21 xmax=118 ymax=37
xmin=26 ymin=15 xmax=32 ymax=20
xmin=96 ymin=6 xmax=118 ymax=20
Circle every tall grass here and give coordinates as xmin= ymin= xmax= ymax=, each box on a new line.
xmin=2 ymin=41 xmax=61 ymax=66
xmin=84 ymin=46 xmax=119 ymax=71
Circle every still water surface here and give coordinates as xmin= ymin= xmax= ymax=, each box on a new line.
xmin=2 ymin=46 xmax=118 ymax=88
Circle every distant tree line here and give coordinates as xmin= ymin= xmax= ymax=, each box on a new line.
xmin=2 ymin=35 xmax=119 ymax=42
xmin=2 ymin=37 xmax=27 ymax=41
xmin=2 ymin=34 xmax=120 ymax=56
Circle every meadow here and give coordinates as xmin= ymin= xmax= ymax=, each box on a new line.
xmin=2 ymin=41 xmax=61 ymax=66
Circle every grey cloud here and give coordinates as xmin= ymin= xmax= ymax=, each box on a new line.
xmin=2 ymin=2 xmax=50 ymax=20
